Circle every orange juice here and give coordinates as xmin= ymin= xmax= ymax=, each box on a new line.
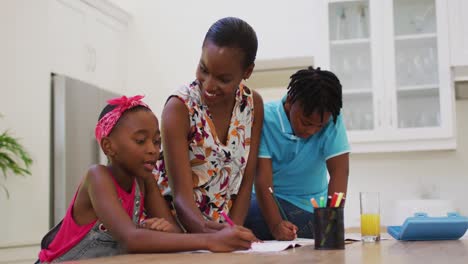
xmin=360 ymin=213 xmax=380 ymax=240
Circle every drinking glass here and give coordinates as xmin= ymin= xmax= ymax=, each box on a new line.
xmin=360 ymin=192 xmax=380 ymax=242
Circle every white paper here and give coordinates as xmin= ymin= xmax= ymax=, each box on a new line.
xmin=235 ymin=238 xmax=315 ymax=253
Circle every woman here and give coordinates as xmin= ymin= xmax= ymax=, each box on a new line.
xmin=155 ymin=17 xmax=264 ymax=233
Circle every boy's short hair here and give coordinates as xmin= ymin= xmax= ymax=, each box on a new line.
xmin=287 ymin=66 xmax=342 ymax=123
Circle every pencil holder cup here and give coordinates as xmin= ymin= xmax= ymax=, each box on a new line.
xmin=314 ymin=207 xmax=345 ymax=250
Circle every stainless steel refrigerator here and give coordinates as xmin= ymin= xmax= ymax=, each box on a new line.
xmin=51 ymin=74 xmax=119 ymax=226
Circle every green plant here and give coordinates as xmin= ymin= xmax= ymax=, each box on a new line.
xmin=0 ymin=115 xmax=32 ymax=199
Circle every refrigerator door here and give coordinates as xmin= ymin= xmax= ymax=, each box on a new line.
xmin=51 ymin=74 xmax=119 ymax=226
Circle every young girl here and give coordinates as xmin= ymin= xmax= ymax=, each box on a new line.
xmin=37 ymin=95 xmax=256 ymax=263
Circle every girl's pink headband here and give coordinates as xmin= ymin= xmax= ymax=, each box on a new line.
xmin=95 ymin=95 xmax=150 ymax=144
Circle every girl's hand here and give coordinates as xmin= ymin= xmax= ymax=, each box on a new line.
xmin=271 ymin=220 xmax=297 ymax=241
xmin=139 ymin=217 xmax=179 ymax=233
xmin=207 ymin=225 xmax=257 ymax=252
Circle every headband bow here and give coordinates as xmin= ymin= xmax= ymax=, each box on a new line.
xmin=95 ymin=95 xmax=149 ymax=144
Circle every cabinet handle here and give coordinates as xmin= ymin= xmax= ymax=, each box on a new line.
xmin=377 ymin=99 xmax=382 ymax=128
xmin=91 ymin=48 xmax=97 ymax=72
xmin=85 ymin=45 xmax=92 ymax=72
xmin=389 ymin=99 xmax=395 ymax=128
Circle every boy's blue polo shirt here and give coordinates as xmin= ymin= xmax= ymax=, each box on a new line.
xmin=258 ymin=97 xmax=350 ymax=213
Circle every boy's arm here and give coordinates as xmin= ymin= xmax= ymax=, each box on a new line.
xmin=229 ymin=91 xmax=263 ymax=225
xmin=254 ymin=158 xmax=282 ymax=230
xmin=254 ymin=158 xmax=297 ymax=240
xmin=326 ymin=153 xmax=350 ymax=202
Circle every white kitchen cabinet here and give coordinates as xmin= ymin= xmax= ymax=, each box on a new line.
xmin=49 ymin=0 xmax=130 ymax=91
xmin=316 ymin=0 xmax=455 ymax=152
xmin=448 ymin=0 xmax=468 ymax=67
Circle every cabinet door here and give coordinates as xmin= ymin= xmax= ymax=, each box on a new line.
xmin=322 ymin=0 xmax=455 ymax=152
xmin=326 ymin=0 xmax=386 ymax=144
xmin=49 ymin=0 xmax=89 ymax=81
xmin=384 ymin=0 xmax=454 ymax=143
xmin=49 ymin=0 xmax=129 ymax=91
xmin=448 ymin=0 xmax=468 ymax=66
xmin=86 ymin=7 xmax=128 ymax=91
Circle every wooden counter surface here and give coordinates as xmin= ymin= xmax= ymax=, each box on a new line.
xmin=73 ymin=237 xmax=468 ymax=264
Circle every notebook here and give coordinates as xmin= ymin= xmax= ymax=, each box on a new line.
xmin=236 ymin=238 xmax=315 ymax=253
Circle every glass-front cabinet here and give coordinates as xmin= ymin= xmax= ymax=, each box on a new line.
xmin=317 ymin=0 xmax=455 ymax=152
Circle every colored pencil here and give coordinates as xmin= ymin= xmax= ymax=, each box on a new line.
xmin=269 ymin=187 xmax=289 ymax=221
xmin=220 ymin=211 xmax=235 ymax=227
xmin=310 ymin=198 xmax=319 ymax=208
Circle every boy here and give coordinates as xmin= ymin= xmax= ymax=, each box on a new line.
xmin=245 ymin=67 xmax=350 ymax=240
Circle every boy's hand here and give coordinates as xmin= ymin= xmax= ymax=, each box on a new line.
xmin=271 ymin=220 xmax=298 ymax=241
xmin=207 ymin=225 xmax=258 ymax=252
xmin=139 ymin=217 xmax=179 ymax=233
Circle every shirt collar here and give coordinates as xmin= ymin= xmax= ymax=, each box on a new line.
xmin=276 ymin=96 xmax=300 ymax=140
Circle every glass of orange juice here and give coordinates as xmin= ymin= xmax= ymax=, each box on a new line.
xmin=360 ymin=192 xmax=380 ymax=242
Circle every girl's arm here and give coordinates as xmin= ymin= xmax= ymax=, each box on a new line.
xmin=161 ymin=97 xmax=223 ymax=233
xmin=326 ymin=153 xmax=350 ymax=202
xmin=229 ymin=91 xmax=264 ymax=224
xmin=86 ymin=165 xmax=255 ymax=252
xmin=143 ymin=176 xmax=182 ymax=233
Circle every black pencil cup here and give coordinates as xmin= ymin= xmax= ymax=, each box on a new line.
xmin=314 ymin=207 xmax=345 ymax=250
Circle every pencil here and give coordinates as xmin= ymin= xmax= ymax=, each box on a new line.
xmin=269 ymin=187 xmax=289 ymax=221
xmin=310 ymin=198 xmax=319 ymax=209
xmin=335 ymin=192 xmax=344 ymax=207
xmin=220 ymin=211 xmax=235 ymax=227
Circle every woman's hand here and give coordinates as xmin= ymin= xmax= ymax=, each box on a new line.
xmin=139 ymin=217 xmax=180 ymax=233
xmin=202 ymin=220 xmax=229 ymax=233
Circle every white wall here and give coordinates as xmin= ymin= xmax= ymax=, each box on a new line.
xmin=110 ymin=0 xmax=322 ymax=115
xmin=1 ymin=1 xmax=130 ymax=261
xmin=111 ymin=0 xmax=468 ymax=228
xmin=0 ymin=0 xmax=50 ymax=247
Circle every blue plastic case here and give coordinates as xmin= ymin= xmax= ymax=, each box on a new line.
xmin=387 ymin=212 xmax=468 ymax=241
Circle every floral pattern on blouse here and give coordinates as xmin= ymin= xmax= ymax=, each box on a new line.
xmin=155 ymin=80 xmax=254 ymax=222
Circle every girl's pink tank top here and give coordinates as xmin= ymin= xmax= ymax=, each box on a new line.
xmin=39 ymin=175 xmax=144 ymax=262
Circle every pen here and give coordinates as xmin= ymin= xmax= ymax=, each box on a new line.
xmin=326 ymin=195 xmax=332 ymax=207
xmin=340 ymin=196 xmax=346 ymax=208
xmin=269 ymin=187 xmax=289 ymax=221
xmin=220 ymin=211 xmax=235 ymax=227
xmin=320 ymin=196 xmax=325 ymax=208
